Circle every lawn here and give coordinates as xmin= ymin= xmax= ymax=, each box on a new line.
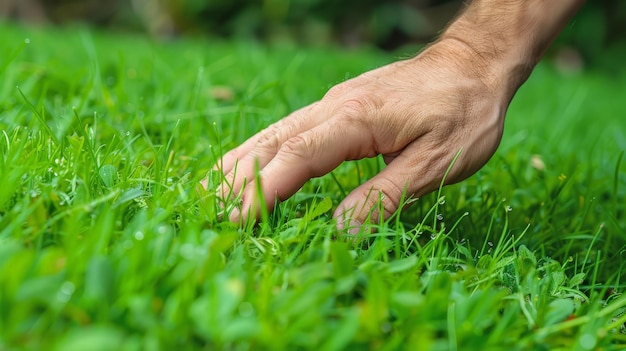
xmin=0 ymin=23 xmax=625 ymax=350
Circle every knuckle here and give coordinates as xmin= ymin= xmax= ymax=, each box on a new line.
xmin=255 ymin=124 xmax=283 ymax=151
xmin=280 ymin=134 xmax=314 ymax=160
xmin=324 ymin=83 xmax=350 ymax=99
xmin=338 ymin=98 xmax=371 ymax=118
xmin=424 ymin=115 xmax=460 ymax=141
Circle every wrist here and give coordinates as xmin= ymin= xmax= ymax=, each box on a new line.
xmin=434 ymin=33 xmax=531 ymax=102
xmin=415 ymin=36 xmax=523 ymax=103
xmin=439 ymin=0 xmax=585 ymax=99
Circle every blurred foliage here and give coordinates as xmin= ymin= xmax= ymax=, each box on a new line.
xmin=551 ymin=0 xmax=626 ymax=71
xmin=2 ymin=0 xmax=625 ymax=68
xmin=163 ymin=0 xmax=462 ymax=48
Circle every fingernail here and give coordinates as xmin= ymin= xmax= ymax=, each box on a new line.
xmin=211 ymin=159 xmax=223 ymax=172
xmin=345 ymin=219 xmax=362 ymax=235
xmin=229 ymin=206 xmax=241 ymax=223
xmin=336 ymin=214 xmax=362 ymax=235
xmin=215 ymin=182 xmax=230 ymax=200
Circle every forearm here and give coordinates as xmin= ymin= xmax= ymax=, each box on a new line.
xmin=439 ymin=0 xmax=585 ymax=97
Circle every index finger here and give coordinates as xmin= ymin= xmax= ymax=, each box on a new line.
xmin=234 ymin=116 xmax=374 ymax=220
xmin=214 ymin=102 xmax=320 ymax=175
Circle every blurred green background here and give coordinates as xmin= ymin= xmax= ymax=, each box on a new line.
xmin=1 ymin=0 xmax=625 ymax=70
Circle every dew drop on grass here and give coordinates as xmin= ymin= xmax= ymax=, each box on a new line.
xmin=579 ymin=333 xmax=596 ymax=349
xmin=436 ymin=214 xmax=444 ymax=221
xmin=24 ymin=38 xmax=30 ymax=44
xmin=99 ymin=164 xmax=117 ymax=188
xmin=61 ymin=281 xmax=75 ymax=294
xmin=196 ymin=247 xmax=207 ymax=257
xmin=134 ymin=231 xmax=144 ymax=240
xmin=238 ymin=302 xmax=254 ymax=317
xmin=181 ymin=243 xmax=195 ymax=259
xmin=57 ymin=281 xmax=75 ymax=303
xmin=506 ymin=206 xmax=513 ymax=212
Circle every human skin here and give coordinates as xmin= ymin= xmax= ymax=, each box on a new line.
xmin=209 ymin=0 xmax=586 ymax=230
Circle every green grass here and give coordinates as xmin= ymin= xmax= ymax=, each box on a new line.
xmin=1 ymin=22 xmax=625 ymax=350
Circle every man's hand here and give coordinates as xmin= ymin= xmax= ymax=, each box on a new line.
xmin=209 ymin=0 xmax=584 ymax=229
xmin=213 ymin=39 xmax=509 ymax=228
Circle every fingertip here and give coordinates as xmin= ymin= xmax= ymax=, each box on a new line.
xmin=334 ymin=204 xmax=364 ymax=235
xmin=199 ymin=177 xmax=208 ymax=190
xmin=344 ymin=219 xmax=363 ymax=236
xmin=211 ymin=153 xmax=228 ymax=172
xmin=214 ymin=150 xmax=241 ymax=175
xmin=228 ymin=206 xmax=241 ymax=223
xmin=228 ymin=181 xmax=269 ymax=225
xmin=334 ymin=182 xmax=404 ymax=233
xmin=228 ymin=182 xmax=258 ymax=224
xmin=216 ymin=181 xmax=230 ymax=201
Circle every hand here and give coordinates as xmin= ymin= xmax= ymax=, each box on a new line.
xmin=211 ymin=39 xmax=513 ymax=229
